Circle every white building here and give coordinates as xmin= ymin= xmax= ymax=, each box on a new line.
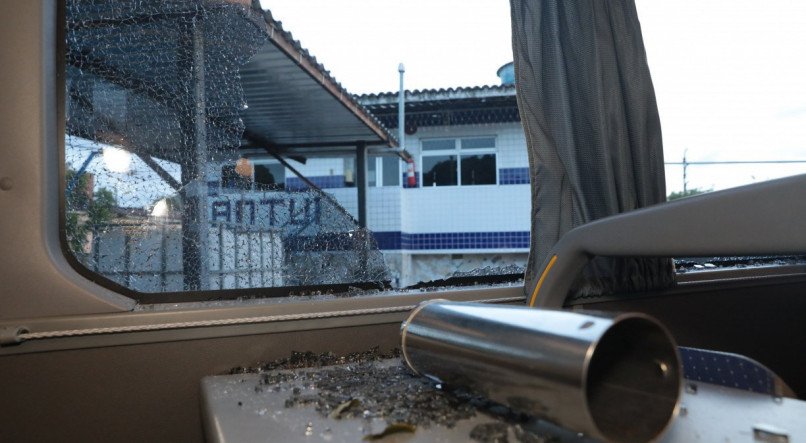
xmin=207 ymin=66 xmax=532 ymax=287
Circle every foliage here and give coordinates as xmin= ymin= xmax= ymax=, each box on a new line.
xmin=667 ymin=187 xmax=712 ymax=201
xmin=88 ymin=188 xmax=116 ymax=224
xmin=65 ymin=212 xmax=87 ymax=256
xmin=65 ymin=169 xmax=117 ymax=257
xmin=65 ymin=169 xmax=91 ymax=210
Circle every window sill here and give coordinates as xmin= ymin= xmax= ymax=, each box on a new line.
xmin=0 ymin=284 xmax=524 ymax=355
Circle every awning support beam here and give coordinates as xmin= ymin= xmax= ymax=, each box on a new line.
xmin=135 ymin=153 xmax=182 ymax=191
xmin=178 ymin=17 xmax=209 ymax=291
xmin=356 ymin=141 xmax=367 ymax=228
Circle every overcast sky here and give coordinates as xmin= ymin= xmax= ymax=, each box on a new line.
xmin=260 ymin=0 xmax=806 ymax=193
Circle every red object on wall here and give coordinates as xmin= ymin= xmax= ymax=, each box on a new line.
xmin=406 ymin=159 xmax=416 ymax=187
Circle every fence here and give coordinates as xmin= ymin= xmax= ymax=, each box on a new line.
xmin=84 ymin=220 xmax=284 ymax=292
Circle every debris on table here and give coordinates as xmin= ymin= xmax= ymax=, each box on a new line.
xmin=227 ymin=348 xmax=557 ymax=442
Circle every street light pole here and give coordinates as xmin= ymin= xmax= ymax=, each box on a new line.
xmin=398 ymin=63 xmax=405 ymax=150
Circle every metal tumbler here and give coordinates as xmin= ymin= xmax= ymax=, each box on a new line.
xmin=400 ymin=301 xmax=681 ymax=443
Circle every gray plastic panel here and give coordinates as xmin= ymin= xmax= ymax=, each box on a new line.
xmin=528 ymin=174 xmax=806 ymax=307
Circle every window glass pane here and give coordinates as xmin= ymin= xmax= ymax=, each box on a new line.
xmin=461 ymin=154 xmax=496 ymax=185
xmin=344 ymin=157 xmax=356 ymax=187
xmin=381 ymin=156 xmax=400 ymax=186
xmin=254 ymin=164 xmax=285 ymax=190
xmin=62 ymin=0 xmax=530 ymax=296
xmin=367 ymin=156 xmax=378 ymax=187
xmin=422 ymin=139 xmax=456 ymax=151
xmin=422 ymin=155 xmax=458 ymax=186
xmin=59 ymin=0 xmax=806 ymax=297
xmin=461 ymin=137 xmax=495 ymax=150
xmin=63 ymin=1 xmax=392 ymax=295
xmin=221 ymin=164 xmax=252 ymax=191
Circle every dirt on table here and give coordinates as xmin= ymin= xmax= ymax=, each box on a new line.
xmin=229 ymin=348 xmax=557 ymax=442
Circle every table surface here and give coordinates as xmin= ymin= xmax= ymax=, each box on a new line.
xmin=201 ymin=360 xmax=806 ymax=442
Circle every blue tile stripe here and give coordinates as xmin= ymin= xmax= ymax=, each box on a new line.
xmin=499 ymin=167 xmax=530 ymax=185
xmin=373 ymin=231 xmax=402 ymax=250
xmin=373 ymin=231 xmax=529 ymax=250
xmin=286 ymin=175 xmax=346 ymax=191
xmin=285 ymin=233 xmax=362 ymax=252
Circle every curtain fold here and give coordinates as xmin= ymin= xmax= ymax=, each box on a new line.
xmin=510 ymin=0 xmax=674 ymax=299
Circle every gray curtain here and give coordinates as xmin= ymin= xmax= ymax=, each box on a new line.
xmin=510 ymin=0 xmax=674 ymax=299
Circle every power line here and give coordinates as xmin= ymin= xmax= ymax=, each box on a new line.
xmin=664 ymin=157 xmax=806 ymax=193
xmin=665 ymin=160 xmax=806 ymax=165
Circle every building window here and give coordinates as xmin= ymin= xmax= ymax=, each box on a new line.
xmin=221 ymin=162 xmax=285 ymax=192
xmin=221 ymin=164 xmax=252 ymax=191
xmin=381 ymin=156 xmax=401 ymax=186
xmin=369 ymin=155 xmax=402 ymax=187
xmin=254 ymin=163 xmax=285 ymax=190
xmin=422 ymin=155 xmax=458 ymax=186
xmin=421 ymin=137 xmax=496 ymax=186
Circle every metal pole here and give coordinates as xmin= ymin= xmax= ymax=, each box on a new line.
xmin=218 ymin=223 xmax=225 ymax=290
xmin=66 ymin=150 xmax=101 ymax=194
xmin=355 ymin=141 xmax=370 ymax=277
xmin=258 ymin=229 xmax=265 ymax=287
xmin=160 ymin=223 xmax=167 ymax=291
xmin=682 ymin=149 xmax=688 ymax=194
xmin=356 ymin=141 xmax=368 ymax=228
xmin=234 ymin=227 xmax=241 ymax=289
xmin=123 ymin=232 xmax=131 ymax=288
xmin=398 ymin=63 xmax=405 ymax=150
xmin=179 ymin=16 xmax=209 ymax=291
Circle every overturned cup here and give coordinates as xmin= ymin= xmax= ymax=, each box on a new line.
xmin=401 ymin=301 xmax=681 ymax=443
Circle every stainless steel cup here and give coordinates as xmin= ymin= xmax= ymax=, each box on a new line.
xmin=401 ymin=301 xmax=681 ymax=443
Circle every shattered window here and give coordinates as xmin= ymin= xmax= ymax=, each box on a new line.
xmin=64 ymin=0 xmax=389 ymax=295
xmin=63 ymin=0 xmax=528 ymax=298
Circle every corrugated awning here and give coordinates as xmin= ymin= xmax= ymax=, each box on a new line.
xmin=65 ymin=0 xmax=396 ymax=163
xmin=241 ymin=10 xmax=395 ymax=151
xmin=358 ymin=85 xmax=519 ymax=132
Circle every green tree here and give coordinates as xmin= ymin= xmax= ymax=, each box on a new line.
xmin=88 ymin=188 xmax=116 ymax=225
xmin=65 ymin=169 xmax=117 ymax=257
xmin=667 ymin=187 xmax=712 ymax=201
xmin=65 ymin=169 xmax=91 ymax=210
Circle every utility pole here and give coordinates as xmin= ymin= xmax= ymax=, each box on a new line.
xmin=398 ymin=63 xmax=405 ymax=151
xmin=178 ymin=15 xmax=209 ymax=291
xmin=682 ymin=149 xmax=688 ymax=194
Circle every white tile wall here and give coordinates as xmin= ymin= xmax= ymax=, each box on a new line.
xmin=288 ymin=157 xmax=346 ymax=178
xmin=400 ymin=185 xmax=531 ymax=233
xmin=494 ymin=124 xmax=530 ymax=169
xmin=207 ymin=121 xmax=532 ymax=238
xmin=324 ymin=187 xmax=403 ymax=232
xmin=398 ymin=122 xmax=531 ymax=234
xmin=367 ymin=187 xmax=402 ymax=231
xmin=326 ymin=188 xmax=358 ymax=218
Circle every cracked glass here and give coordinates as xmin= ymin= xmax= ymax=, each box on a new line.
xmin=63 ymin=0 xmax=530 ymax=299
xmin=64 ymin=0 xmax=390 ymax=295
